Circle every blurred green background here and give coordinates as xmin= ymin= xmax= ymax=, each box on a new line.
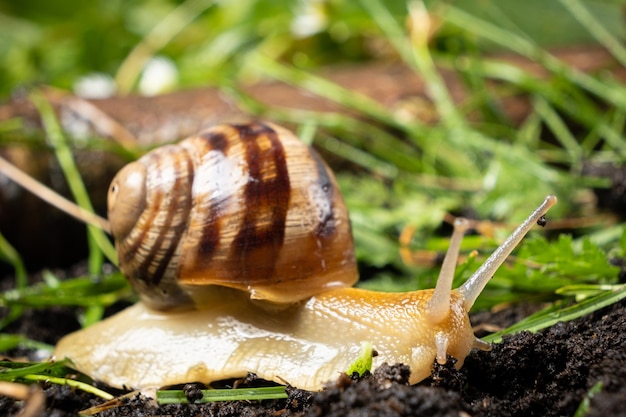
xmin=0 ymin=0 xmax=623 ymax=97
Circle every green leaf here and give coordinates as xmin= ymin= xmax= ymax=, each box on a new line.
xmin=345 ymin=341 xmax=374 ymax=377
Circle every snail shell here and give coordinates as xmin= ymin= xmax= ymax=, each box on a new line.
xmin=107 ymin=122 xmax=358 ymax=310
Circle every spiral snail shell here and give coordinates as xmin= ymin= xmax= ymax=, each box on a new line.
xmin=54 ymin=121 xmax=557 ymax=392
xmin=107 ymin=122 xmax=357 ymax=310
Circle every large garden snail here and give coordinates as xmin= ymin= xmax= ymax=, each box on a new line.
xmin=54 ymin=122 xmax=557 ymax=391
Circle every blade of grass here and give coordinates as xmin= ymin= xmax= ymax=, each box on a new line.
xmin=29 ymin=91 xmax=118 ymax=269
xmin=573 ymin=381 xmax=603 ymax=417
xmin=559 ymin=0 xmax=626 ymax=68
xmin=361 ymin=0 xmax=464 ymax=130
xmin=21 ymin=374 xmax=114 ymax=400
xmin=0 ymin=117 xmax=23 ymax=133
xmin=295 ymin=120 xmax=318 ymax=146
xmin=555 ymin=284 xmax=620 ymax=300
xmin=0 ymin=155 xmax=111 ymax=232
xmin=0 ymin=232 xmax=26 ymax=291
xmin=156 ymin=386 xmax=287 ymax=404
xmin=115 ymin=0 xmax=216 ymax=93
xmin=483 ymin=284 xmax=626 ymax=343
xmin=532 ymin=96 xmax=583 ymax=167
xmin=0 ymin=334 xmax=53 ymax=352
xmin=1 ymin=360 xmax=112 ymax=399
xmin=1 ymin=360 xmax=67 ymax=379
xmin=251 ymin=53 xmax=411 ymax=131
xmin=1 ymin=272 xmax=130 ymax=309
xmin=0 ymin=232 xmax=27 ymax=329
xmin=475 ymin=59 xmax=626 ymax=156
xmin=441 ymin=5 xmax=626 ymax=112
xmin=82 ymin=304 xmax=106 ymax=328
xmin=317 ymin=135 xmax=399 ymax=180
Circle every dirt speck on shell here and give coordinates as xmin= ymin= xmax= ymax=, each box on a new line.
xmin=1 ymin=299 xmax=625 ymax=417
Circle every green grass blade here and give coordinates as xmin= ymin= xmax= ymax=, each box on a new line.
xmin=0 ymin=272 xmax=129 ymax=309
xmin=252 ymin=54 xmax=405 ymax=130
xmin=156 ymin=386 xmax=288 ymax=404
xmin=532 ymin=96 xmax=583 ymax=165
xmin=573 ymin=381 xmax=603 ymax=417
xmin=361 ymin=0 xmax=464 ymax=129
xmin=21 ymin=374 xmax=114 ymax=400
xmin=483 ymin=284 xmax=626 ymax=343
xmin=0 ymin=334 xmax=54 ymax=352
xmin=29 ymin=90 xmax=118 ymax=268
xmin=82 ymin=304 xmax=106 ymax=328
xmin=475 ymin=59 xmax=626 ymax=156
xmin=0 ymin=231 xmax=27 ymax=329
xmin=0 ymin=232 xmax=26 ymax=290
xmin=0 ymin=360 xmax=113 ymax=400
xmin=0 ymin=360 xmax=77 ymax=380
xmin=441 ymin=5 xmax=626 ymax=112
xmin=115 ymin=0 xmax=216 ymax=93
xmin=559 ymin=0 xmax=626 ymax=67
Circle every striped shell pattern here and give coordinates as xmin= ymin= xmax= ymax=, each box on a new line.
xmin=107 ymin=122 xmax=358 ymax=310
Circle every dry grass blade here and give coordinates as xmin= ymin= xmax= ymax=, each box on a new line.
xmin=80 ymin=391 xmax=144 ymax=415
xmin=0 ymin=155 xmax=111 ymax=233
xmin=0 ymin=381 xmax=45 ymax=417
xmin=44 ymin=88 xmax=139 ymax=151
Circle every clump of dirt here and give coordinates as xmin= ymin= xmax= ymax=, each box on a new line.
xmin=462 ymin=300 xmax=626 ymax=417
xmin=1 ymin=298 xmax=624 ymax=417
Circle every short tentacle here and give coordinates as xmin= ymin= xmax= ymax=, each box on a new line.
xmin=426 ymin=217 xmax=471 ymax=324
xmin=472 ymin=337 xmax=491 ymax=351
xmin=435 ymin=333 xmax=450 ymax=364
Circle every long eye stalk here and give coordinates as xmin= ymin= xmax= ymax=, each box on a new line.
xmin=459 ymin=195 xmax=558 ymax=311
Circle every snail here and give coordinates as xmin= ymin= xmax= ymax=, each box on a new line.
xmin=54 ymin=122 xmax=557 ymax=392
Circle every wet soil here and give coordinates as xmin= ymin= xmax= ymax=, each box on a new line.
xmin=1 ymin=294 xmax=625 ymax=417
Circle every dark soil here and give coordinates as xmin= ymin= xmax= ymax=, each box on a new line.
xmin=1 ymin=294 xmax=625 ymax=417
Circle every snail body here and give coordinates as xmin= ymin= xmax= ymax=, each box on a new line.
xmin=54 ymin=122 xmax=557 ymax=391
xmin=56 ymin=287 xmax=474 ymax=391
